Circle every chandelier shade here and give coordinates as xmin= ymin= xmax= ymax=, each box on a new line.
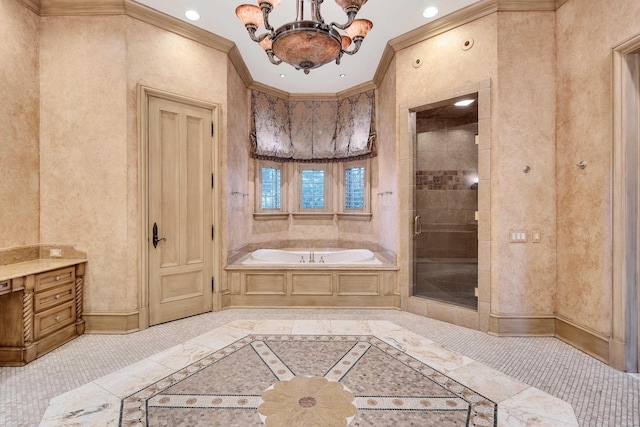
xmin=236 ymin=0 xmax=372 ymax=74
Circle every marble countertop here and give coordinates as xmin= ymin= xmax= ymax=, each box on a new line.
xmin=0 ymin=258 xmax=86 ymax=282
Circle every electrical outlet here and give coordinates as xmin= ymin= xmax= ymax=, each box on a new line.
xmin=50 ymin=248 xmax=62 ymax=257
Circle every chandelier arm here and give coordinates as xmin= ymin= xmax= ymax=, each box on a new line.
xmin=340 ymin=37 xmax=363 ymax=56
xmin=329 ymin=10 xmax=357 ymax=31
xmin=261 ymin=5 xmax=275 ymax=32
xmin=265 ymin=50 xmax=283 ymax=65
xmin=245 ymin=25 xmax=272 ymax=43
xmin=314 ymin=0 xmax=325 ymax=23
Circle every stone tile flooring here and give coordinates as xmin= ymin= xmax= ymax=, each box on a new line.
xmin=414 ymin=261 xmax=478 ymax=309
xmin=1 ymin=309 xmax=639 ymax=426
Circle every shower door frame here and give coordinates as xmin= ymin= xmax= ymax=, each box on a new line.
xmin=400 ymin=80 xmax=492 ymax=332
xmin=612 ymin=35 xmax=640 ymax=372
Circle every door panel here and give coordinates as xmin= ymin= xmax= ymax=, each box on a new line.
xmin=149 ymin=96 xmax=213 ymax=326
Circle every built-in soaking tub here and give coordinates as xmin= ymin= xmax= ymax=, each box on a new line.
xmin=224 ymin=248 xmax=398 ymax=308
xmin=243 ymin=249 xmax=382 ymax=265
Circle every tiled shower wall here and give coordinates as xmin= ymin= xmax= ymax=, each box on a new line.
xmin=415 ymin=122 xmax=478 ymax=259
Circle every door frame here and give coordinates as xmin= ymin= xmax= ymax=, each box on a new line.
xmin=137 ymin=85 xmax=221 ymax=330
xmin=612 ymin=34 xmax=640 ymax=372
xmin=399 ymin=79 xmax=492 ymax=332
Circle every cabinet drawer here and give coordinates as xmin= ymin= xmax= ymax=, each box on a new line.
xmin=35 ymin=267 xmax=75 ymax=293
xmin=0 ymin=280 xmax=9 ymax=295
xmin=33 ymin=301 xmax=76 ymax=340
xmin=34 ymin=283 xmax=75 ymax=313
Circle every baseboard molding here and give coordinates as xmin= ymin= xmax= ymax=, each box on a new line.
xmin=84 ymin=311 xmax=140 ymax=334
xmin=555 ymin=316 xmax=610 ymax=364
xmin=488 ymin=314 xmax=556 ymax=336
xmin=488 ymin=314 xmax=611 ymax=363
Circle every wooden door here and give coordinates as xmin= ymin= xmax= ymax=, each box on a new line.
xmin=148 ymin=96 xmax=213 ymax=326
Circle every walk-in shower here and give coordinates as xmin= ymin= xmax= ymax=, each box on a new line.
xmin=413 ymin=96 xmax=479 ymax=309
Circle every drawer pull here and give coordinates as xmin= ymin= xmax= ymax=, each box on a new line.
xmin=55 ymin=294 xmax=61 ymax=299
xmin=55 ymin=316 xmax=61 ymax=321
xmin=55 ymin=276 xmax=61 ymax=281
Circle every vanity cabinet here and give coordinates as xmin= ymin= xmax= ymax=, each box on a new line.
xmin=0 ymin=260 xmax=86 ymax=366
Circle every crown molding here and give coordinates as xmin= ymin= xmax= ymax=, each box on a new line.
xmin=373 ymin=0 xmax=560 ymax=91
xmin=17 ymin=0 xmax=41 ymax=14
xmin=24 ymin=0 xmax=566 ymax=96
xmin=372 ymin=44 xmax=396 ymax=89
xmin=124 ymin=1 xmax=234 ymax=54
xmin=228 ymin=45 xmax=254 ymax=89
xmin=248 ymin=80 xmax=376 ymax=101
xmin=249 ymin=82 xmax=291 ymax=100
xmin=39 ymin=0 xmax=126 ymax=16
xmin=337 ymin=81 xmax=377 ymax=100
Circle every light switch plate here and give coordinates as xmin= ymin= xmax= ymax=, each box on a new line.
xmin=50 ymin=248 xmax=62 ymax=257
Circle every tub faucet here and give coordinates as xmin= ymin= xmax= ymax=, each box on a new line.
xmin=299 ymin=255 xmax=305 ymax=263
xmin=309 ymin=249 xmax=315 ymax=263
xmin=319 ymin=256 xmax=325 ymax=263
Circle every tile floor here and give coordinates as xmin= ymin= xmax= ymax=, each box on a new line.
xmin=414 ymin=261 xmax=478 ymax=309
xmin=1 ymin=309 xmax=639 ymax=426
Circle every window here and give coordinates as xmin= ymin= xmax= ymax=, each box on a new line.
xmin=338 ymin=159 xmax=371 ymax=220
xmin=301 ymin=169 xmax=325 ymax=209
xmin=294 ymin=164 xmax=332 ymax=218
xmin=254 ymin=160 xmax=371 ymax=220
xmin=345 ymin=166 xmax=365 ymax=209
xmin=261 ymin=167 xmax=281 ymax=209
xmin=254 ymin=160 xmax=287 ymax=219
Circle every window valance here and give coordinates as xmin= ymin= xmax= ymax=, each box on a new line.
xmin=250 ymin=90 xmax=376 ymax=163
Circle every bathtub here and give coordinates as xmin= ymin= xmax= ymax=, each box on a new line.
xmin=226 ymin=248 xmax=398 ymax=308
xmin=242 ymin=248 xmax=382 ymax=265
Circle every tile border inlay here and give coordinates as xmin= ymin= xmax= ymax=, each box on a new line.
xmin=39 ymin=320 xmax=579 ymax=427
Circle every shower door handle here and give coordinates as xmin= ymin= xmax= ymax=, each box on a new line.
xmin=414 ymin=215 xmax=422 ymax=235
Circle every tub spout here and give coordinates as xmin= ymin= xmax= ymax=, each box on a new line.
xmin=309 ymin=249 xmax=315 ymax=263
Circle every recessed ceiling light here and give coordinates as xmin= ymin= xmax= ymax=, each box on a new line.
xmin=339 ymin=73 xmax=346 ymax=78
xmin=279 ymin=74 xmax=286 ymax=78
xmin=454 ymin=99 xmax=475 ymax=107
xmin=185 ymin=10 xmax=200 ymax=21
xmin=423 ymin=7 xmax=439 ymax=18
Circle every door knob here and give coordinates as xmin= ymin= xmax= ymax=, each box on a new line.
xmin=152 ymin=222 xmax=167 ymax=248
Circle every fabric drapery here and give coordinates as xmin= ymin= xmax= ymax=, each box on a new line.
xmin=250 ymin=90 xmax=376 ymax=162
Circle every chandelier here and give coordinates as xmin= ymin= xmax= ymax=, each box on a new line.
xmin=235 ymin=0 xmax=373 ymax=74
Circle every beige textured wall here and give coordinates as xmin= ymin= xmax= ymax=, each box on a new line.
xmin=395 ymin=14 xmax=498 ymax=304
xmin=39 ymin=15 xmax=228 ymax=314
xmin=556 ymin=0 xmax=640 ymax=335
xmin=0 ymin=0 xmax=40 ymax=247
xmin=39 ymin=15 xmax=129 ymax=313
xmin=225 ymin=59 xmax=251 ymax=255
xmin=492 ymin=11 xmax=557 ymax=316
xmin=396 ymin=11 xmax=557 ymax=319
xmin=376 ymin=58 xmax=398 ymax=255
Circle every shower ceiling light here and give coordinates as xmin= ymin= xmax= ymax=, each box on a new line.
xmin=455 ymin=99 xmax=475 ymax=107
xmin=236 ymin=0 xmax=373 ymax=75
xmin=185 ymin=9 xmax=201 ymax=21
xmin=422 ymin=6 xmax=439 ymax=18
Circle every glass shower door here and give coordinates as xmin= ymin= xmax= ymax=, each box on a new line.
xmin=413 ymin=102 xmax=479 ymax=309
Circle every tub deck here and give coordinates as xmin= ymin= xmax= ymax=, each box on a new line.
xmin=224 ymin=252 xmax=399 ymax=308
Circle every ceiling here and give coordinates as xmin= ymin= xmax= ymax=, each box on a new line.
xmin=136 ymin=0 xmax=481 ymax=94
